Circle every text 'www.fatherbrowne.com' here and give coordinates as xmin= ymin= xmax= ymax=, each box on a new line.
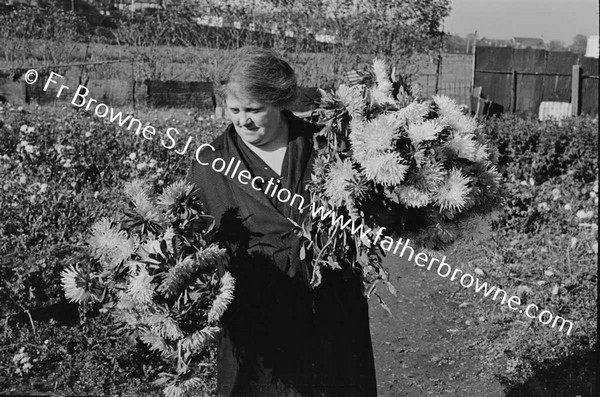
xmin=309 ymin=203 xmax=575 ymax=336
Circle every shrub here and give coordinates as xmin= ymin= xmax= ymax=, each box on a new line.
xmin=482 ymin=114 xmax=598 ymax=184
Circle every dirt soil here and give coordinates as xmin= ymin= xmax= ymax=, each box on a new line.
xmin=369 ymin=253 xmax=506 ymax=397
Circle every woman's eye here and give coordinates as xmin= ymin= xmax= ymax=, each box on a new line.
xmin=229 ymin=109 xmax=239 ymax=114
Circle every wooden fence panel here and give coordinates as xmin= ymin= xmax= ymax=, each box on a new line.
xmin=541 ymin=51 xmax=578 ymax=103
xmin=476 ymin=46 xmax=513 ymax=71
xmin=1 ymin=73 xmax=322 ymax=112
xmin=474 ymin=47 xmax=513 ymax=110
xmin=513 ymin=48 xmax=546 ymax=114
xmin=580 ymin=57 xmax=599 ymax=116
xmin=146 ymin=80 xmax=214 ymax=109
xmin=23 ymin=76 xmax=137 ymax=107
xmin=475 ymin=46 xmax=599 ymax=116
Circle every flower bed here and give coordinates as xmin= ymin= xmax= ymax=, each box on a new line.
xmin=466 ymin=115 xmax=598 ymax=395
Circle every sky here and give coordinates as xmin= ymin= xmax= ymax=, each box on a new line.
xmin=443 ymin=0 xmax=599 ymax=44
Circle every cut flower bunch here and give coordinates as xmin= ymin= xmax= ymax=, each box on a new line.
xmin=304 ymin=59 xmax=504 ymax=301
xmin=61 ymin=180 xmax=232 ymax=397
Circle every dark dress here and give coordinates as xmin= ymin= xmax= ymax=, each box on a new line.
xmin=186 ymin=110 xmax=377 ymax=397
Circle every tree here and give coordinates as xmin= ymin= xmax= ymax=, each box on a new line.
xmin=0 ymin=1 xmax=93 ymax=66
xmin=445 ymin=34 xmax=468 ymax=53
xmin=570 ymin=34 xmax=588 ymax=54
xmin=188 ymin=0 xmax=451 ymax=79
xmin=547 ymin=40 xmax=567 ymax=52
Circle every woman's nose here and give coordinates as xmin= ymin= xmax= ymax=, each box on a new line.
xmin=238 ymin=113 xmax=252 ymax=126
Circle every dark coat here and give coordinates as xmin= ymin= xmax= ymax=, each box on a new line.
xmin=186 ymin=111 xmax=377 ymax=397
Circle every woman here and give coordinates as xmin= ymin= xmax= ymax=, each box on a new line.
xmin=187 ymin=46 xmax=377 ymax=397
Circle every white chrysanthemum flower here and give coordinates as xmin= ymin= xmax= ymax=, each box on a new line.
xmin=337 ymin=84 xmax=364 ymax=117
xmin=87 ymin=218 xmax=137 ymax=268
xmin=434 ymin=168 xmax=473 ymax=212
xmin=486 ymin=164 xmax=502 ymax=185
xmin=139 ymin=332 xmax=171 ymax=356
xmin=456 ymin=115 xmax=477 ymax=134
xmin=196 ymin=244 xmax=227 ymax=267
xmin=132 ymin=194 xmax=165 ymax=224
xmin=208 ymin=272 xmax=235 ymax=323
xmin=373 ymin=59 xmax=393 ymax=95
xmin=180 ymin=326 xmax=220 ymax=353
xmin=128 ymin=266 xmax=154 ymax=304
xmin=433 ymin=94 xmax=461 ymax=117
xmin=413 ymin=146 xmax=427 ymax=167
xmin=371 ymin=58 xmax=395 ymax=106
xmin=149 ymin=313 xmax=184 ymax=340
xmin=433 ymin=95 xmax=478 ymax=133
xmin=410 ymin=163 xmax=446 ymax=193
xmin=324 ymin=158 xmax=356 ymax=206
xmin=445 ymin=134 xmax=479 ymax=161
xmin=396 ymin=185 xmax=432 ymax=208
xmin=349 ymin=119 xmax=368 ymax=162
xmin=158 ymin=256 xmax=195 ymax=296
xmin=445 ymin=112 xmax=478 ymax=134
xmin=373 ymin=59 xmax=388 ymax=82
xmin=61 ymin=265 xmax=99 ymax=304
xmin=157 ymin=180 xmax=192 ymax=209
xmin=124 ymin=178 xmax=151 ymax=201
xmin=371 ymin=90 xmax=396 ymax=107
xmin=396 ymin=101 xmax=431 ymax=125
xmin=116 ymin=290 xmax=137 ymax=311
xmin=406 ymin=119 xmax=444 ymax=144
xmin=362 ymin=152 xmax=408 ymax=186
xmin=163 ymin=227 xmax=175 ymax=242
xmin=350 ymin=113 xmax=401 ymax=163
xmin=474 ymin=144 xmax=489 ymax=162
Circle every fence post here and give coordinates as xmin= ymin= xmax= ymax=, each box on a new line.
xmin=571 ymin=64 xmax=582 ymax=116
xmin=434 ymin=36 xmax=443 ymax=95
xmin=470 ymin=44 xmax=476 ymax=113
xmin=511 ymin=69 xmax=518 ymax=113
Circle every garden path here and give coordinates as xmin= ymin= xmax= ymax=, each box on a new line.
xmin=370 ymin=253 xmax=506 ymax=396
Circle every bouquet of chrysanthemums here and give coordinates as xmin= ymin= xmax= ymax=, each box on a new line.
xmin=61 ymin=180 xmax=232 ymax=397
xmin=302 ymin=59 xmax=503 ymax=303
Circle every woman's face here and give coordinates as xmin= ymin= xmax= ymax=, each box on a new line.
xmin=225 ymin=91 xmax=284 ymax=147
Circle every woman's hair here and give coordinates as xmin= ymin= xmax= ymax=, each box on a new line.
xmin=214 ymin=46 xmax=298 ymax=108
